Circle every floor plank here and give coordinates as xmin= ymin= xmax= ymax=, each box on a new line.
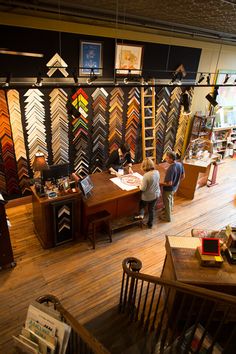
xmin=1 ymin=158 xmax=236 ymax=353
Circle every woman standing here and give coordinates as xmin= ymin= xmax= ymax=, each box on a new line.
xmin=134 ymin=158 xmax=160 ymax=229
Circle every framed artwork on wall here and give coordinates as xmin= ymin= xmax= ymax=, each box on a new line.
xmin=115 ymin=43 xmax=143 ymax=75
xmin=79 ymin=41 xmax=103 ymax=76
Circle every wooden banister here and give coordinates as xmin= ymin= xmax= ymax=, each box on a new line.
xmin=120 ymin=257 xmax=236 ymax=353
xmin=36 ymin=294 xmax=110 ymax=354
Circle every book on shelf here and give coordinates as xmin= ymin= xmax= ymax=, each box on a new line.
xmin=164 ymin=323 xmax=223 ymax=354
xmin=13 ymin=302 xmax=71 ymax=354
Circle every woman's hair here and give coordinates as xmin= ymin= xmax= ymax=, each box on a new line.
xmin=141 ymin=158 xmax=155 ymax=172
xmin=120 ymin=142 xmax=130 ymax=154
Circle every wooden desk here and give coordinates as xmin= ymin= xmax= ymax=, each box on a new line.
xmin=161 ymin=236 xmax=236 ymax=295
xmin=31 ymin=186 xmax=81 ymax=248
xmin=81 ymin=163 xmax=168 ymax=234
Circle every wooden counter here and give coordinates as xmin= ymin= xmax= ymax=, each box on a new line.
xmin=81 ymin=163 xmax=168 ymax=234
xmin=31 ymin=186 xmax=81 ymax=248
xmin=161 ymin=235 xmax=236 ymax=295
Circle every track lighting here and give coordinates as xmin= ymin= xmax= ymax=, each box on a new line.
xmin=170 ymin=64 xmax=186 ymax=85
xmin=181 ymin=88 xmax=192 ymax=115
xmin=223 ymin=74 xmax=230 ymax=84
xmin=205 ymin=93 xmax=222 ymax=112
xmin=197 ymin=73 xmax=205 ymax=84
xmin=35 ymin=73 xmax=43 ymax=87
xmin=86 ymin=68 xmax=97 ymax=85
xmin=73 ymin=70 xmax=79 ymax=85
xmin=2 ymin=73 xmax=11 ymax=87
xmin=206 ymin=73 xmax=211 ymax=85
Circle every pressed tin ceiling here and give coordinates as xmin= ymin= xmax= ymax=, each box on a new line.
xmin=1 ymin=0 xmax=236 ymax=43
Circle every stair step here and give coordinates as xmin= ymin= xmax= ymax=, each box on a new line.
xmin=144 ymin=127 xmax=155 ymax=130
xmin=145 ymin=137 xmax=154 ymax=140
xmin=144 ymin=105 xmax=154 ymax=108
xmin=85 ymin=306 xmax=155 ymax=354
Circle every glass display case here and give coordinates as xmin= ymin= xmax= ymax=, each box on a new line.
xmin=184 ymin=137 xmax=213 ymax=162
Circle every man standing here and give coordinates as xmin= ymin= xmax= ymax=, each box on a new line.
xmin=160 ymin=151 xmax=185 ymax=222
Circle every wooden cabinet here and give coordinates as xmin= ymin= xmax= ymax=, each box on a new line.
xmin=190 ymin=114 xmax=215 ymax=142
xmin=31 ymin=187 xmax=82 ymax=248
xmin=212 ymin=126 xmax=236 ymax=158
xmin=0 ymin=194 xmax=15 ymax=269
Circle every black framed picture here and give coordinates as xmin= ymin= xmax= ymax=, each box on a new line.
xmin=79 ymin=41 xmax=103 ymax=76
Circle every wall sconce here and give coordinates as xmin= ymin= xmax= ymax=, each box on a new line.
xmin=32 ymin=152 xmax=48 ymax=179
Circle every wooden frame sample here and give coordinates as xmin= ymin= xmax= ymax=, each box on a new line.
xmin=79 ymin=41 xmax=103 ymax=76
xmin=115 ymin=43 xmax=143 ymax=75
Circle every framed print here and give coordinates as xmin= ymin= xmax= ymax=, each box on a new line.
xmin=115 ymin=43 xmax=143 ymax=75
xmin=79 ymin=41 xmax=103 ymax=76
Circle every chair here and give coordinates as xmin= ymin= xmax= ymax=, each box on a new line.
xmin=86 ymin=210 xmax=112 ymax=249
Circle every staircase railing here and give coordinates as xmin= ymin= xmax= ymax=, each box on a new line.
xmin=119 ymin=257 xmax=236 ymax=354
xmin=36 ymin=294 xmax=110 ymax=354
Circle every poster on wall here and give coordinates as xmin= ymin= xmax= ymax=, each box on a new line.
xmin=115 ymin=43 xmax=143 ymax=75
xmin=79 ymin=41 xmax=103 ymax=76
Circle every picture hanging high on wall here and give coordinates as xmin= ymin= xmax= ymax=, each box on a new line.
xmin=79 ymin=41 xmax=103 ymax=76
xmin=115 ymin=43 xmax=143 ymax=75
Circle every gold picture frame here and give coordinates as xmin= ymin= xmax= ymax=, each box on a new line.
xmin=115 ymin=43 xmax=143 ymax=75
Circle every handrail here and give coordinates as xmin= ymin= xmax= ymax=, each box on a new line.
xmin=36 ymin=294 xmax=110 ymax=354
xmin=120 ymin=257 xmax=236 ymax=354
xmin=122 ymin=257 xmax=236 ymax=306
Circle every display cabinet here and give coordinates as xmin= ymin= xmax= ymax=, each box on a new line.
xmin=190 ymin=114 xmax=215 ymax=142
xmin=212 ymin=126 xmax=236 ymax=158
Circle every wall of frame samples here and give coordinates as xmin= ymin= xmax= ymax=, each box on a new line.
xmin=0 ymin=25 xmax=199 ymax=199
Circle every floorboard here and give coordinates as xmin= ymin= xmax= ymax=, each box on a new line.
xmin=1 ymin=158 xmax=236 ymax=353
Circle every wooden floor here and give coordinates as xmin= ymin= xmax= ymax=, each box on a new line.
xmin=1 ymin=158 xmax=236 ymax=353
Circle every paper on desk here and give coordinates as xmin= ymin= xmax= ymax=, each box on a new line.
xmin=110 ymin=172 xmax=143 ymax=191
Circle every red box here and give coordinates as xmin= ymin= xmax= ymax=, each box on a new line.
xmin=201 ymin=238 xmax=220 ymax=256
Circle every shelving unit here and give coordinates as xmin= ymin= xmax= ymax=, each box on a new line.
xmin=212 ymin=126 xmax=236 ymax=158
xmin=190 ymin=114 xmax=215 ymax=142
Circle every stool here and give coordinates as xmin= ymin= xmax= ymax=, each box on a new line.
xmin=86 ymin=210 xmax=112 ymax=249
